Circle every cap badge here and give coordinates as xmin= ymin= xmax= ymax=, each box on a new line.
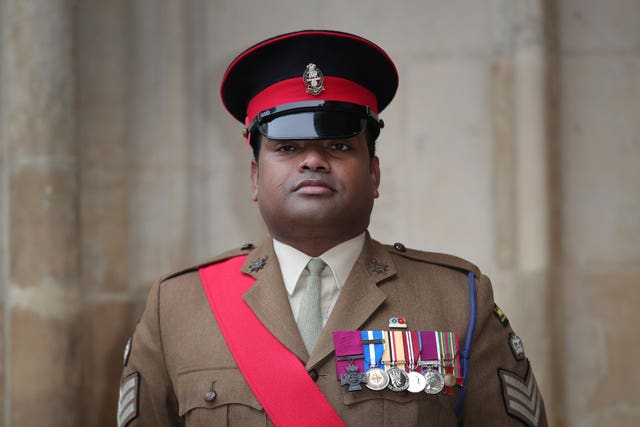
xmin=303 ymin=63 xmax=325 ymax=95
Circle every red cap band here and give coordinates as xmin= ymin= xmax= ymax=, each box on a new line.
xmin=245 ymin=76 xmax=379 ymax=125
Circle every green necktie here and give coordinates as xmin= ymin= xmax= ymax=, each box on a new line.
xmin=297 ymin=258 xmax=327 ymax=353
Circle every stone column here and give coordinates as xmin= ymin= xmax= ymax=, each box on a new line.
xmin=512 ymin=0 xmax=555 ymax=421
xmin=0 ymin=0 xmax=80 ymax=426
xmin=74 ymin=1 xmax=137 ymax=425
xmin=1 ymin=3 xmax=8 ymax=424
xmin=491 ymin=0 xmax=556 ymax=422
xmin=76 ymin=1 xmax=191 ymax=425
xmin=127 ymin=0 xmax=190 ymax=289
xmin=513 ymin=0 xmax=554 ymax=350
xmin=513 ymin=1 xmax=551 ymax=272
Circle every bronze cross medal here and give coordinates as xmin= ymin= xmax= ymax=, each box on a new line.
xmin=340 ymin=360 xmax=367 ymax=391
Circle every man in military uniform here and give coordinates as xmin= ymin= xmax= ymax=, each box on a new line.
xmin=118 ymin=30 xmax=547 ymax=427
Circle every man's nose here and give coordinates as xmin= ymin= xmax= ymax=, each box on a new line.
xmin=299 ymin=146 xmax=331 ymax=172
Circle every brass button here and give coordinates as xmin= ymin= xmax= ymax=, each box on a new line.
xmin=393 ymin=242 xmax=406 ymax=252
xmin=308 ymin=369 xmax=319 ymax=382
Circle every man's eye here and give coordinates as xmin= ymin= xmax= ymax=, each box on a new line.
xmin=275 ymin=145 xmax=298 ymax=152
xmin=330 ymin=143 xmax=351 ymax=151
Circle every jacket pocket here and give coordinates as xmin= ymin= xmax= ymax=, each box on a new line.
xmin=177 ymin=368 xmax=266 ymax=426
xmin=341 ymin=387 xmax=458 ymax=426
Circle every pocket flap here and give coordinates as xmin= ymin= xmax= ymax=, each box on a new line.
xmin=177 ymin=368 xmax=263 ymax=416
xmin=342 ymin=384 xmax=457 ymax=407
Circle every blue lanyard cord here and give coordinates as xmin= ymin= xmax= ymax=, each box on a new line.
xmin=455 ymin=271 xmax=477 ymax=418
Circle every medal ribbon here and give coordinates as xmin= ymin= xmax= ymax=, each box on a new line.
xmin=417 ymin=330 xmax=424 ymax=371
xmin=419 ymin=331 xmax=439 ymax=374
xmin=419 ymin=331 xmax=449 ymax=391
xmin=402 ymin=330 xmax=421 ymax=372
xmin=438 ymin=331 xmax=450 ymax=364
xmin=438 ymin=331 xmax=453 ymax=394
xmin=360 ymin=330 xmax=384 ymax=371
xmin=436 ymin=331 xmax=443 ymax=369
xmin=437 ymin=331 xmax=461 ymax=380
xmin=387 ymin=330 xmax=406 ymax=371
xmin=333 ymin=330 xmax=365 ymax=381
xmin=381 ymin=331 xmax=391 ymax=370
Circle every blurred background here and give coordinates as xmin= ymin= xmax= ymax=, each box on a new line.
xmin=0 ymin=0 xmax=638 ymax=426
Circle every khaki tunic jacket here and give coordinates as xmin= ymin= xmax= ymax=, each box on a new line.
xmin=120 ymin=235 xmax=547 ymax=426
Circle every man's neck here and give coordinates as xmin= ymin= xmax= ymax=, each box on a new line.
xmin=270 ymin=230 xmax=365 ymax=257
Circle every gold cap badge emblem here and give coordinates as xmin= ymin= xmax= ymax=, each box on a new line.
xmin=303 ymin=63 xmax=325 ymax=95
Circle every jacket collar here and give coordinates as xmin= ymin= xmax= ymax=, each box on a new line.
xmin=240 ymin=233 xmax=397 ymax=368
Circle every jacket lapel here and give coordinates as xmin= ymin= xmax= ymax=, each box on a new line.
xmin=306 ymin=236 xmax=396 ymax=369
xmin=241 ymin=239 xmax=309 ymax=362
xmin=239 ymin=236 xmax=397 ymax=369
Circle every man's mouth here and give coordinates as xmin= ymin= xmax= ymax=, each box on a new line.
xmin=293 ymin=179 xmax=336 ymax=195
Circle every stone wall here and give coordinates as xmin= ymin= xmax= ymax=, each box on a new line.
xmin=559 ymin=0 xmax=640 ymax=424
xmin=1 ymin=1 xmax=81 ymax=425
xmin=0 ymin=0 xmax=638 ymax=426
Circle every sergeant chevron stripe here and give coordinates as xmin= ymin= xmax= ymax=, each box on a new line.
xmin=498 ymin=363 xmax=542 ymax=427
xmin=118 ymin=372 xmax=139 ymax=427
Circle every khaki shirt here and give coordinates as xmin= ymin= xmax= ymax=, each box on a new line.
xmin=119 ymin=235 xmax=547 ymax=426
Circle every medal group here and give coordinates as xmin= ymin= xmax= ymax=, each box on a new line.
xmin=333 ymin=324 xmax=463 ymax=395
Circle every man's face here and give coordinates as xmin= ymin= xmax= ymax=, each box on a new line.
xmin=250 ymin=132 xmax=381 ymax=243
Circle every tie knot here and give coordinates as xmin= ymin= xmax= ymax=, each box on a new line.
xmin=306 ymin=258 xmax=326 ymax=275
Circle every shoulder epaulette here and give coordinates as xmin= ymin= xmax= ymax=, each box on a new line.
xmin=387 ymin=242 xmax=481 ymax=278
xmin=160 ymin=243 xmax=256 ymax=283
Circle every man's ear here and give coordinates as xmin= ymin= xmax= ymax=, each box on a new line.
xmin=250 ymin=160 xmax=259 ymax=202
xmin=371 ymin=156 xmax=381 ymax=198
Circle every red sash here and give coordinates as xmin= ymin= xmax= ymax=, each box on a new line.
xmin=199 ymin=256 xmax=345 ymax=427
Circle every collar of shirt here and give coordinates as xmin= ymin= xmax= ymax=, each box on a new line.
xmin=273 ymin=232 xmax=366 ymax=298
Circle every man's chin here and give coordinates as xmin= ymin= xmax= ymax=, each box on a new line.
xmin=269 ymin=209 xmax=344 ymax=231
xmin=288 ymin=210 xmax=340 ymax=226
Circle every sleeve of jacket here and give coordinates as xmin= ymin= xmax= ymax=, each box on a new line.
xmin=461 ymin=274 xmax=548 ymax=427
xmin=117 ymin=280 xmax=182 ymax=427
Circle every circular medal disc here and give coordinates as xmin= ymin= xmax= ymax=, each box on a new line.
xmin=444 ymin=373 xmax=457 ymax=387
xmin=423 ymin=370 xmax=445 ymax=394
xmin=387 ymin=367 xmax=410 ymax=392
xmin=365 ymin=368 xmax=390 ymax=391
xmin=407 ymin=371 xmax=427 ymax=393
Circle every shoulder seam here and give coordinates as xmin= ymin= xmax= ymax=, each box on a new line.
xmin=387 ymin=245 xmax=481 ymax=277
xmin=160 ymin=249 xmax=251 ymax=283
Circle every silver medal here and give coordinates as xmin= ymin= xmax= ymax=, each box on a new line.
xmin=386 ymin=366 xmax=410 ymax=392
xmin=407 ymin=371 xmax=427 ymax=393
xmin=423 ymin=369 xmax=445 ymax=394
xmin=365 ymin=368 xmax=390 ymax=391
